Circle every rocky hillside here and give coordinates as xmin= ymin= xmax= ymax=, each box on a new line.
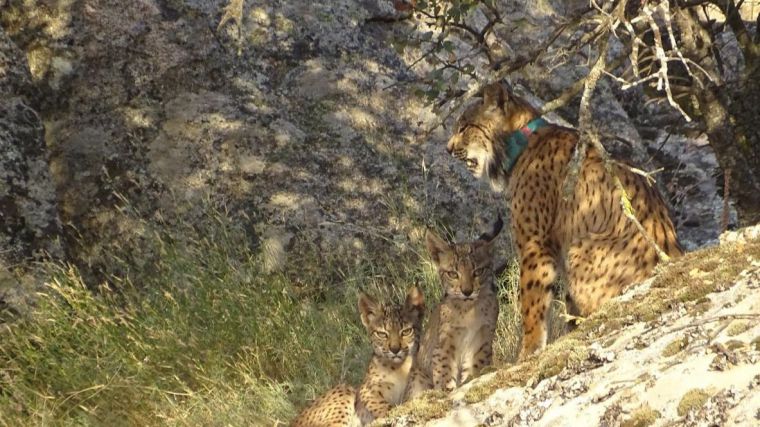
xmin=1 ymin=0 xmax=757 ymax=425
xmin=387 ymin=226 xmax=760 ymax=427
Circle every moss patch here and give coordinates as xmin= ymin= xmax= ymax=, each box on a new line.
xmin=662 ymin=336 xmax=688 ymax=357
xmin=677 ymin=389 xmax=709 ymax=416
xmin=621 ymin=405 xmax=661 ymax=427
xmin=537 ymin=338 xmax=589 ymax=379
xmin=726 ymin=321 xmax=751 ymax=337
xmin=463 ymin=367 xmax=529 ymax=404
xmin=385 ymin=390 xmax=451 ymax=423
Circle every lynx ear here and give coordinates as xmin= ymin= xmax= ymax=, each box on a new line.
xmin=358 ymin=292 xmax=378 ymax=328
xmin=483 ymin=83 xmax=507 ymax=109
xmin=425 ymin=229 xmax=450 ymax=266
xmin=404 ymin=286 xmax=425 ymax=318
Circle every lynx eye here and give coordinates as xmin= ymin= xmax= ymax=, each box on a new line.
xmin=374 ymin=330 xmax=388 ymax=339
xmin=445 ymin=271 xmax=459 ymax=280
xmin=465 ymin=159 xmax=478 ymax=169
xmin=473 ymin=267 xmax=486 ymax=277
xmin=401 ymin=327 xmax=413 ymax=337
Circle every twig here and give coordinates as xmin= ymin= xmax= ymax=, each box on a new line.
xmin=571 ymin=2 xmax=671 ymax=262
xmin=561 ymin=25 xmax=610 ymax=201
xmin=424 ymin=7 xmax=594 ymax=135
xmin=614 ymin=163 xmax=663 ymax=187
xmin=364 ymin=14 xmax=413 ymax=24
xmin=666 ymin=313 xmax=760 ymax=334
xmin=540 ymin=52 xmax=627 ymax=115
xmin=722 ymin=167 xmax=731 ymax=232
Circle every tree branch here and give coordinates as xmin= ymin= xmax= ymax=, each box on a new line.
xmin=424 ymin=7 xmax=594 ymax=135
xmin=564 ymin=1 xmax=672 ymax=262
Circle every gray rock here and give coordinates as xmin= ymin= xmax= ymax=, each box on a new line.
xmin=0 ymin=28 xmax=61 ymax=266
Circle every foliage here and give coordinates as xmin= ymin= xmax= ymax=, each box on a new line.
xmin=0 ymin=210 xmax=380 ymax=425
xmin=0 ymin=204 xmax=523 ymax=425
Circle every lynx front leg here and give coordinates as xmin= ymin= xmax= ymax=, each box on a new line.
xmin=517 ymin=242 xmax=557 ymax=360
xmin=403 ymin=367 xmax=433 ymax=401
xmin=460 ymin=325 xmax=496 ymax=385
xmin=356 ymin=383 xmax=392 ymax=423
xmin=431 ymin=335 xmax=458 ymax=392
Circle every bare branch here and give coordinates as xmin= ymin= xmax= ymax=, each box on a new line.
xmin=565 ymin=1 xmax=672 ymax=263
xmin=708 ymin=0 xmax=756 ymax=62
xmin=424 ymin=7 xmax=594 ymax=135
xmin=614 ymin=163 xmax=663 ymax=187
xmin=541 ymin=52 xmax=627 ymax=114
xmin=642 ymin=3 xmax=693 ymax=121
xmin=561 ymin=30 xmax=609 ymax=202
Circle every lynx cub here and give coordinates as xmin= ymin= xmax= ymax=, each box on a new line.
xmin=404 ymin=217 xmax=503 ymax=399
xmin=291 ymin=286 xmax=425 ymax=427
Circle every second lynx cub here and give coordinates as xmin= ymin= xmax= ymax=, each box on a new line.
xmin=405 ymin=217 xmax=503 ymax=399
xmin=291 ymin=286 xmax=425 ymax=427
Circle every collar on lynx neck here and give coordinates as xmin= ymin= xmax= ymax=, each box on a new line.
xmin=502 ymin=117 xmax=548 ymax=173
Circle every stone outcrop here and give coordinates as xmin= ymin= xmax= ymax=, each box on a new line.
xmin=0 ymin=28 xmax=61 ymax=266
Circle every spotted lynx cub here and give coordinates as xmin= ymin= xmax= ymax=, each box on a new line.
xmin=291 ymin=286 xmax=425 ymax=427
xmin=446 ymin=83 xmax=682 ymax=359
xmin=404 ymin=218 xmax=502 ymax=399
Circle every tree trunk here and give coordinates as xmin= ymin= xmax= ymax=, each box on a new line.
xmin=674 ymin=6 xmax=760 ymax=226
xmin=700 ymin=80 xmax=760 ymax=226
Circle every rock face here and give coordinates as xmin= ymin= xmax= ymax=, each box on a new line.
xmin=0 ymin=0 xmax=512 ymax=278
xmin=0 ymin=28 xmax=61 ymax=267
xmin=0 ymin=0 xmax=735 ymax=276
xmin=387 ymin=226 xmax=760 ymax=426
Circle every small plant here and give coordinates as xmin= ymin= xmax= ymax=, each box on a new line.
xmin=677 ymin=389 xmax=709 ymax=417
xmin=726 ymin=321 xmax=751 ymax=337
xmin=621 ymin=405 xmax=661 ymax=427
xmin=662 ymin=336 xmax=688 ymax=357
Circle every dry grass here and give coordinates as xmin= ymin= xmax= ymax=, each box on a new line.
xmin=0 ymin=206 xmax=446 ymax=426
xmin=0 ymin=198 xmax=522 ymax=426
